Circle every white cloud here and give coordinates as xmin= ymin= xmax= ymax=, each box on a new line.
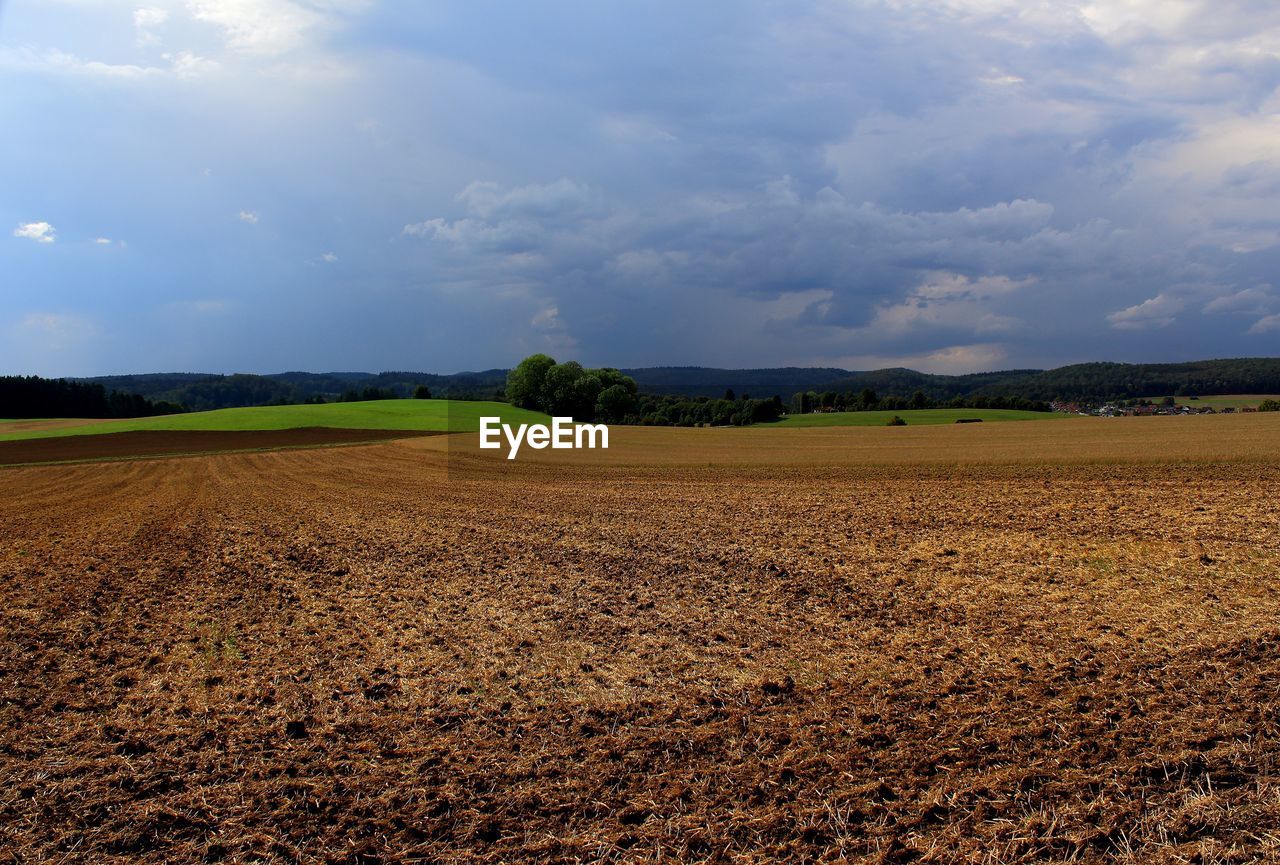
xmin=913 ymin=272 xmax=1034 ymax=300
xmin=864 ymin=272 xmax=1029 ymax=337
xmin=187 ymin=0 xmax=318 ymax=55
xmin=14 ymin=222 xmax=56 ymax=244
xmin=1202 ymin=286 xmax=1276 ymax=315
xmin=1106 ymin=293 xmax=1185 ymax=330
xmin=0 ymin=46 xmax=217 ymax=81
xmin=321 ymin=251 xmax=338 ymax=263
xmin=2 ymin=47 xmax=157 ymax=79
xmin=164 ymin=51 xmax=221 ymax=79
xmin=185 ymin=0 xmax=368 ymax=57
xmin=831 ymin=343 xmax=1011 ymax=375
xmin=94 ymin=237 xmax=112 ymax=245
xmin=528 ymin=304 xmax=577 ymax=353
xmin=133 ymin=7 xmax=169 ymax=45
xmin=238 ymin=210 xmax=259 ymax=224
xmin=1248 ymin=314 xmax=1280 ymax=334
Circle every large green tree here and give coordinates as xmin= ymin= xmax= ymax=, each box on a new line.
xmin=505 ymin=354 xmax=557 ymax=410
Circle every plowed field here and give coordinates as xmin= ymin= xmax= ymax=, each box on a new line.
xmin=3 ymin=417 xmax=1280 ymax=863
xmin=0 ymin=428 xmax=439 ymax=466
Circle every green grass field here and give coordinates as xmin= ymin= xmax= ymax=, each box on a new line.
xmin=771 ymin=408 xmax=1070 ymax=427
xmin=0 ymin=400 xmax=551 ymax=442
xmin=1157 ymin=394 xmax=1279 ymax=409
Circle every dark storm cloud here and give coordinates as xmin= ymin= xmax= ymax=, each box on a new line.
xmin=3 ymin=0 xmax=1279 ymax=375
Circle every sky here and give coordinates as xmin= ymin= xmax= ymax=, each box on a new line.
xmin=3 ymin=0 xmax=1280 ymax=376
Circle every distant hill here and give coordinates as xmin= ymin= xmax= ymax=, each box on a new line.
xmin=966 ymin=359 xmax=1280 ymax=401
xmin=72 ymin=357 xmax=1280 ymax=410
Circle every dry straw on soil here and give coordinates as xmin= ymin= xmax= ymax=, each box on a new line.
xmin=2 ymin=414 xmax=1279 ymax=863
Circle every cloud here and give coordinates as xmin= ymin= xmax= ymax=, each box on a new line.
xmin=1203 ymin=286 xmax=1276 ymax=315
xmin=187 ymin=0 xmax=321 ymax=55
xmin=133 ymin=7 xmax=169 ymax=45
xmin=185 ymin=0 xmax=368 ymax=57
xmin=321 ymin=251 xmax=338 ymax=263
xmin=404 ymin=177 xmax=1094 ymax=363
xmin=238 ymin=210 xmax=259 ymax=224
xmin=1248 ymin=314 xmax=1280 ymax=334
xmin=850 ymin=272 xmax=1033 ymax=346
xmin=0 ymin=46 xmax=218 ymax=81
xmin=6 ymin=1 xmax=1280 ymax=373
xmin=1107 ymin=294 xmax=1186 ymax=330
xmin=164 ymin=51 xmax=221 ymax=79
xmin=455 ymin=178 xmax=598 ymax=220
xmin=14 ymin=222 xmax=56 ymax=244
xmin=94 ymin=237 xmax=112 ymax=245
xmin=831 ymin=343 xmax=1011 ymax=376
xmin=529 ymin=304 xmax=577 ymax=354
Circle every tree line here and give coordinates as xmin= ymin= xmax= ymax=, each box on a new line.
xmin=507 ymin=355 xmax=786 ymax=426
xmin=0 ymin=376 xmax=183 ymax=419
xmin=632 ymin=392 xmax=784 ymax=426
xmin=791 ymin=388 xmax=1051 ymax=414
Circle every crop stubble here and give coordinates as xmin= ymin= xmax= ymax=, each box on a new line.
xmin=2 ymin=418 xmax=1280 ymax=863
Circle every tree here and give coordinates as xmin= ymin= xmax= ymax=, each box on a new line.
xmin=542 ymin=361 xmax=586 ymax=415
xmin=413 ymin=385 xmax=433 ymax=399
xmin=570 ymin=372 xmax=604 ymax=419
xmin=505 ymin=354 xmax=557 ymax=410
xmin=911 ymin=390 xmax=928 ymax=410
xmin=859 ymin=388 xmax=878 ymax=410
xmin=1259 ymin=399 xmax=1280 ymax=412
xmin=724 ymin=388 xmax=736 ymax=402
xmin=886 ymin=415 xmax=907 ymax=426
xmin=595 ymin=384 xmax=637 ymax=423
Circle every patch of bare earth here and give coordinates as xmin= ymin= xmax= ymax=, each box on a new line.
xmin=2 ymin=427 xmax=1279 ymax=863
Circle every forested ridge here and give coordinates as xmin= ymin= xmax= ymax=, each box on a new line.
xmin=2 ymin=358 xmax=1274 ymax=418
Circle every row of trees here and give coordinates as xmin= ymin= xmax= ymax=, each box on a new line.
xmin=0 ymin=376 xmax=183 ymax=419
xmin=791 ymin=388 xmax=1051 ymax=414
xmin=631 ymin=393 xmax=784 ymax=427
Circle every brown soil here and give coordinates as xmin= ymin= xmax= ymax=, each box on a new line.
xmin=0 ymin=428 xmax=439 ymax=465
xmin=2 ymin=424 xmax=1280 ymax=863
